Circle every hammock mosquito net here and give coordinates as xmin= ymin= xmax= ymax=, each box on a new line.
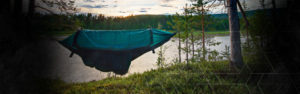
xmin=59 ymin=29 xmax=176 ymax=75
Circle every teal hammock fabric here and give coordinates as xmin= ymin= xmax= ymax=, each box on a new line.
xmin=59 ymin=29 xmax=176 ymax=75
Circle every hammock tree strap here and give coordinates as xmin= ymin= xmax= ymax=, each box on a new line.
xmin=149 ymin=28 xmax=155 ymax=53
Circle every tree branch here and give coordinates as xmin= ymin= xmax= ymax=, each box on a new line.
xmin=237 ymin=0 xmax=249 ymax=26
xmin=35 ymin=5 xmax=56 ymax=14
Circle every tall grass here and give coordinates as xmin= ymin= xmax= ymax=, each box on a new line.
xmin=46 ymin=60 xmax=258 ymax=94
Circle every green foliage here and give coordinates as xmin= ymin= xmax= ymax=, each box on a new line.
xmin=156 ymin=23 xmax=168 ymax=68
xmin=173 ymin=31 xmax=230 ymax=38
xmin=221 ymin=45 xmax=230 ymax=60
xmin=49 ymin=61 xmax=257 ymax=94
xmin=32 ymin=9 xmax=260 ymax=36
xmin=167 ymin=13 xmax=185 ymax=33
xmin=156 ymin=45 xmax=168 ymax=68
xmin=33 ymin=12 xmax=233 ymax=36
xmin=247 ymin=10 xmax=275 ymax=47
xmin=34 ymin=14 xmax=173 ymax=36
xmin=241 ymin=10 xmax=277 ymax=73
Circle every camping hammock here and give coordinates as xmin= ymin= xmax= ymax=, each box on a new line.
xmin=59 ymin=28 xmax=176 ymax=75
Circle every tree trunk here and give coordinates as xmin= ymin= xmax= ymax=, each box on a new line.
xmin=191 ymin=30 xmax=194 ymax=60
xmin=227 ymin=0 xmax=244 ymax=68
xmin=201 ymin=4 xmax=206 ymax=61
xmin=185 ymin=32 xmax=189 ymax=63
xmin=184 ymin=6 xmax=189 ymax=64
xmin=271 ymin=0 xmax=276 ymax=9
xmin=237 ymin=0 xmax=250 ymax=46
xmin=178 ymin=32 xmax=181 ymax=63
xmin=201 ymin=4 xmax=205 ymax=54
xmin=190 ymin=12 xmax=194 ymax=60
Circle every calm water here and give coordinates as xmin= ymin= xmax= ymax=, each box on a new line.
xmin=47 ymin=35 xmax=245 ymax=83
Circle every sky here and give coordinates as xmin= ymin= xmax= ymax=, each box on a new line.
xmin=28 ymin=0 xmax=287 ymax=16
xmin=74 ymin=0 xmax=286 ymax=16
xmin=75 ymin=0 xmax=192 ymax=16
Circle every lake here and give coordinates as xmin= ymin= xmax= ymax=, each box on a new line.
xmin=46 ymin=35 xmax=245 ymax=83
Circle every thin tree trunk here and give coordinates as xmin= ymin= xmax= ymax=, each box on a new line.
xmin=185 ymin=5 xmax=189 ymax=64
xmin=201 ymin=3 xmax=206 ymax=61
xmin=246 ymin=25 xmax=249 ymax=46
xmin=186 ymin=32 xmax=189 ymax=64
xmin=191 ymin=10 xmax=194 ymax=60
xmin=237 ymin=0 xmax=250 ymax=46
xmin=271 ymin=0 xmax=276 ymax=9
xmin=236 ymin=0 xmax=249 ymax=27
xmin=178 ymin=32 xmax=181 ymax=63
xmin=201 ymin=4 xmax=205 ymax=54
xmin=227 ymin=0 xmax=244 ymax=68
xmin=192 ymin=30 xmax=194 ymax=60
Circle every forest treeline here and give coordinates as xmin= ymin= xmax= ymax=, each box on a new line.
xmin=33 ymin=13 xmax=232 ymax=33
xmin=33 ymin=10 xmax=258 ymax=34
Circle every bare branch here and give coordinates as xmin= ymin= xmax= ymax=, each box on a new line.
xmin=35 ymin=5 xmax=56 ymax=14
xmin=237 ymin=0 xmax=249 ymax=26
xmin=39 ymin=0 xmax=78 ymax=14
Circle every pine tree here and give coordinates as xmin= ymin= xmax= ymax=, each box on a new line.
xmin=227 ymin=0 xmax=244 ymax=68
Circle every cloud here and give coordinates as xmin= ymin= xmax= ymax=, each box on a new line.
xmin=83 ymin=0 xmax=95 ymax=2
xmin=139 ymin=10 xmax=147 ymax=12
xmin=160 ymin=4 xmax=173 ymax=7
xmin=80 ymin=4 xmax=108 ymax=8
xmin=75 ymin=0 xmax=193 ymax=16
xmin=82 ymin=0 xmax=107 ymax=3
xmin=161 ymin=0 xmax=175 ymax=3
xmin=163 ymin=13 xmax=171 ymax=15
xmin=139 ymin=8 xmax=151 ymax=13
xmin=119 ymin=11 xmax=126 ymax=13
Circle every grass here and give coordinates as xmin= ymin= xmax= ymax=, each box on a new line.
xmin=43 ymin=60 xmax=259 ymax=94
